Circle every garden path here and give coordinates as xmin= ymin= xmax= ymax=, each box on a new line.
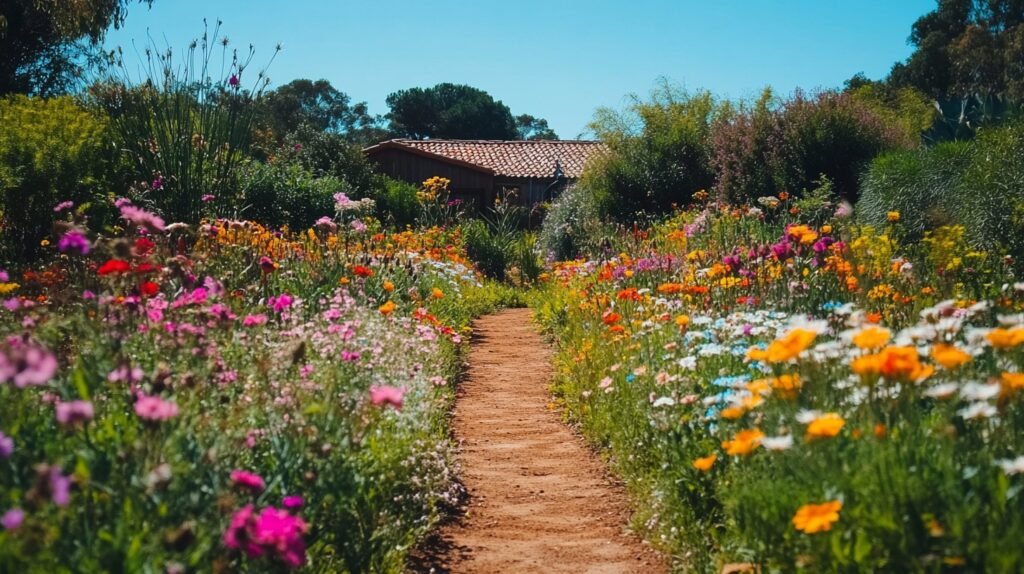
xmin=409 ymin=308 xmax=665 ymax=574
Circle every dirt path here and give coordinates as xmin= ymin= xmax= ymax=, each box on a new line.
xmin=411 ymin=308 xmax=666 ymax=574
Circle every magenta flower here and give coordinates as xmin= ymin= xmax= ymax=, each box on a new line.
xmin=201 ymin=194 xmax=216 ymax=202
xmin=55 ymin=400 xmax=94 ymax=426
xmin=0 ymin=339 xmax=58 ymax=387
xmin=134 ymin=395 xmax=179 ymax=422
xmin=0 ymin=269 xmax=7 ymax=282
xmin=119 ymin=204 xmax=166 ymax=233
xmin=152 ymin=175 xmax=165 ymax=191
xmin=242 ymin=314 xmax=268 ymax=327
xmin=282 ymin=495 xmax=304 ymax=509
xmin=53 ymin=200 xmax=74 ymax=213
xmin=108 ymin=365 xmax=144 ymax=384
xmin=223 ymin=505 xmax=308 ymax=568
xmin=314 ymin=216 xmax=337 ymax=233
xmin=224 ymin=505 xmax=262 ymax=557
xmin=0 ymin=431 xmax=12 ymax=458
xmin=1 ymin=508 xmax=24 ymax=531
xmin=230 ymin=470 xmax=266 ymax=493
xmin=369 ymin=385 xmax=405 ymax=410
xmin=228 ymin=74 xmax=240 ymax=88
xmin=57 ymin=230 xmax=91 ymax=255
xmin=269 ymin=293 xmax=294 ymax=313
xmin=49 ymin=467 xmax=71 ymax=507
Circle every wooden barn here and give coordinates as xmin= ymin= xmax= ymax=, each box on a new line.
xmin=364 ymin=139 xmax=607 ymax=208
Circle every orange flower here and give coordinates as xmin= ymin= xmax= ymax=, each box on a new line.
xmin=792 ymin=500 xmax=842 ymax=533
xmin=806 ymin=413 xmax=845 ymax=440
xmin=602 ymin=311 xmax=621 ymax=326
xmin=852 ymin=346 xmax=933 ymax=382
xmin=987 ymin=327 xmax=1024 ymax=349
xmin=722 ymin=429 xmax=765 ymax=456
xmin=431 ymin=287 xmax=444 ymax=299
xmin=747 ymin=329 xmax=817 ymax=363
xmin=721 ymin=406 xmax=746 ymax=420
xmin=852 ymin=326 xmax=890 ymax=350
xmin=692 ymin=453 xmax=717 ymax=472
xmin=771 ymin=374 xmax=802 ymax=399
xmin=382 ymin=280 xmax=395 ymax=292
xmin=658 ymin=283 xmax=686 ymax=294
xmin=931 ymin=344 xmax=972 ymax=370
xmin=379 ymin=300 xmax=396 ymax=316
xmin=675 ymin=315 xmax=690 ymax=329
xmin=1001 ymin=372 xmax=1024 ymax=392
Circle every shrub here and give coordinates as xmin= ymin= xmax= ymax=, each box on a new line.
xmin=713 ymin=90 xmax=911 ymax=204
xmin=376 ymin=178 xmax=422 ymax=227
xmin=0 ymin=95 xmax=117 ymax=261
xmin=236 ymin=159 xmax=345 ymax=229
xmin=586 ymin=82 xmax=721 ymax=219
xmin=537 ymin=184 xmax=608 ymax=261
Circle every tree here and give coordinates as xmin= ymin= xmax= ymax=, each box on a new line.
xmin=0 ymin=0 xmax=153 ymax=96
xmin=258 ymin=78 xmax=385 ymax=144
xmin=515 ymin=114 xmax=559 ymax=140
xmin=385 ymin=83 xmax=519 ymax=140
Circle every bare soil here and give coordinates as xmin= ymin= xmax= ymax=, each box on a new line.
xmin=409 ymin=308 xmax=666 ymax=574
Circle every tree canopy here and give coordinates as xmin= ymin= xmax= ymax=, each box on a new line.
xmin=258 ymin=79 xmax=386 ymax=145
xmin=0 ymin=0 xmax=153 ymax=96
xmin=385 ymin=83 xmax=554 ymax=140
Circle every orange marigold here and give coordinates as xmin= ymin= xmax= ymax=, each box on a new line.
xmin=747 ymin=329 xmax=817 ymax=363
xmin=806 ymin=413 xmax=845 ymax=440
xmin=722 ymin=429 xmax=765 ymax=456
xmin=692 ymin=453 xmax=717 ymax=472
xmin=931 ymin=344 xmax=972 ymax=370
xmin=792 ymin=500 xmax=842 ymax=533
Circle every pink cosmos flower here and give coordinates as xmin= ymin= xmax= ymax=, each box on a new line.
xmin=53 ymin=200 xmax=74 ymax=213
xmin=1 ymin=508 xmax=24 ymax=531
xmin=55 ymin=400 xmax=94 ymax=426
xmin=202 ymin=194 xmax=216 ymax=202
xmin=350 ymin=220 xmax=367 ymax=233
xmin=108 ymin=365 xmax=144 ymax=384
xmin=314 ymin=216 xmax=337 ymax=233
xmin=0 ymin=270 xmax=8 ymax=282
xmin=369 ymin=385 xmax=405 ymax=410
xmin=282 ymin=495 xmax=304 ymax=509
xmin=0 ymin=431 xmax=12 ymax=457
xmin=242 ymin=314 xmax=268 ymax=327
xmin=134 ymin=395 xmax=179 ymax=421
xmin=49 ymin=467 xmax=71 ymax=507
xmin=230 ymin=470 xmax=266 ymax=492
xmin=269 ymin=293 xmax=294 ymax=313
xmin=0 ymin=339 xmax=58 ymax=387
xmin=120 ymin=204 xmax=166 ymax=233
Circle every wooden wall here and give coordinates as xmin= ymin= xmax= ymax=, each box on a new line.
xmin=369 ymin=149 xmax=494 ymax=208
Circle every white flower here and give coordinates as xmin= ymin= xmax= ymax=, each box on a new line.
xmin=796 ymin=409 xmax=822 ymax=424
xmin=599 ymin=377 xmax=613 ymax=389
xmin=960 ymin=382 xmax=1001 ymax=402
xmin=652 ymin=396 xmax=675 ymax=408
xmin=788 ymin=317 xmax=830 ymax=334
xmin=677 ymin=356 xmax=697 ymax=370
xmin=762 ymin=435 xmax=794 ymax=451
xmin=958 ymin=402 xmax=997 ymax=420
xmin=998 ymin=314 xmax=1024 ymax=326
xmin=924 ymin=383 xmax=959 ymax=400
xmin=997 ymin=456 xmax=1024 ymax=476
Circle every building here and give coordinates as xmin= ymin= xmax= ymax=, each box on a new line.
xmin=364 ymin=139 xmax=607 ymax=208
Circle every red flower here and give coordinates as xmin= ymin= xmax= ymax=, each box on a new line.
xmin=352 ymin=265 xmax=373 ymax=278
xmin=98 ymin=259 xmax=131 ymax=276
xmin=134 ymin=237 xmax=155 ymax=257
xmin=134 ymin=263 xmax=160 ymax=275
xmin=140 ymin=281 xmax=160 ymax=297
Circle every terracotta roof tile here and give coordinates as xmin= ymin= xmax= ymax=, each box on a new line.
xmin=365 ymin=139 xmax=607 ymax=179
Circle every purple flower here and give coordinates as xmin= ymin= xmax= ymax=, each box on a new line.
xmin=53 ymin=201 xmax=74 ymax=213
xmin=57 ymin=230 xmax=91 ymax=255
xmin=1 ymin=508 xmax=24 ymax=531
xmin=0 ymin=338 xmax=58 ymax=387
xmin=0 ymin=269 xmax=8 ymax=282
xmin=49 ymin=467 xmax=71 ymax=507
xmin=134 ymin=395 xmax=179 ymax=422
xmin=0 ymin=431 xmax=12 ymax=457
xmin=770 ymin=240 xmax=794 ymax=261
xmin=55 ymin=400 xmax=94 ymax=426
xmin=2 ymin=298 xmax=19 ymax=312
xmin=151 ymin=175 xmax=165 ymax=191
xmin=228 ymin=74 xmax=240 ymax=88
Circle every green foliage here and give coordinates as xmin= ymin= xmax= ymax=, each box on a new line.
xmin=257 ymin=79 xmax=385 ymax=145
xmin=236 ymin=159 xmax=344 ymax=230
xmin=859 ymin=121 xmax=1024 ymax=259
xmin=462 ymin=197 xmax=542 ymax=283
xmin=515 ymin=114 xmax=559 ymax=140
xmin=0 ymin=95 xmax=117 ymax=261
xmin=93 ymin=24 xmax=275 ymax=224
xmin=586 ymin=81 xmax=721 ymax=219
xmin=376 ymin=178 xmax=421 ymax=228
xmin=386 ymin=83 xmax=552 ymax=141
xmin=0 ymin=0 xmax=153 ymax=96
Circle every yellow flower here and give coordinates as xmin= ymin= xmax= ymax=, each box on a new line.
xmin=431 ymin=287 xmax=444 ymax=299
xmin=382 ymin=280 xmax=395 ymax=292
xmin=930 ymin=343 xmax=971 ymax=370
xmin=887 ymin=211 xmax=901 ymax=222
xmin=1001 ymin=372 xmax=1024 ymax=392
xmin=771 ymin=374 xmax=802 ymax=399
xmin=806 ymin=413 xmax=845 ymax=440
xmin=675 ymin=314 xmax=690 ymax=329
xmin=852 ymin=326 xmax=890 ymax=350
xmin=747 ymin=329 xmax=816 ymax=363
xmin=722 ymin=429 xmax=764 ymax=456
xmin=379 ymin=300 xmax=396 ymax=316
xmin=820 ymin=224 xmax=833 ymax=234
xmin=0 ymin=283 xmax=19 ymax=295
xmin=692 ymin=453 xmax=717 ymax=472
xmin=792 ymin=500 xmax=842 ymax=533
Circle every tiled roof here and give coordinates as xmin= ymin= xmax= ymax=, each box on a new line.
xmin=365 ymin=139 xmax=607 ymax=179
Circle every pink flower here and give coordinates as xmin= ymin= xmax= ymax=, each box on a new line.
xmin=314 ymin=216 xmax=337 ymax=233
xmin=243 ymin=314 xmax=268 ymax=327
xmin=0 ymin=270 xmax=7 ymax=282
xmin=0 ymin=339 xmax=58 ymax=387
xmin=0 ymin=431 xmax=13 ymax=457
xmin=108 ymin=365 xmax=144 ymax=384
xmin=201 ymin=194 xmax=216 ymax=202
xmin=49 ymin=467 xmax=71 ymax=507
xmin=55 ymin=400 xmax=94 ymax=426
xmin=282 ymin=495 xmax=304 ymax=509
xmin=53 ymin=200 xmax=74 ymax=213
xmin=228 ymin=74 xmax=240 ymax=88
xmin=269 ymin=293 xmax=294 ymax=313
xmin=134 ymin=395 xmax=179 ymax=421
xmin=350 ymin=219 xmax=367 ymax=233
xmin=230 ymin=470 xmax=265 ymax=492
xmin=223 ymin=505 xmax=308 ymax=568
xmin=369 ymin=385 xmax=405 ymax=410
xmin=224 ymin=505 xmax=263 ymax=557
xmin=120 ymin=204 xmax=166 ymax=233
xmin=1 ymin=508 xmax=24 ymax=531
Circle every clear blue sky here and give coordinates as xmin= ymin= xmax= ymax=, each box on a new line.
xmin=105 ymin=0 xmax=937 ymax=138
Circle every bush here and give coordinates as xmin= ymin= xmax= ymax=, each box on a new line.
xmin=376 ymin=178 xmax=422 ymax=227
xmin=537 ymin=184 xmax=608 ymax=261
xmin=236 ymin=159 xmax=345 ymax=229
xmin=713 ymin=90 xmax=911 ymax=204
xmin=586 ymin=82 xmax=721 ymax=219
xmin=0 ymin=95 xmax=118 ymax=261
